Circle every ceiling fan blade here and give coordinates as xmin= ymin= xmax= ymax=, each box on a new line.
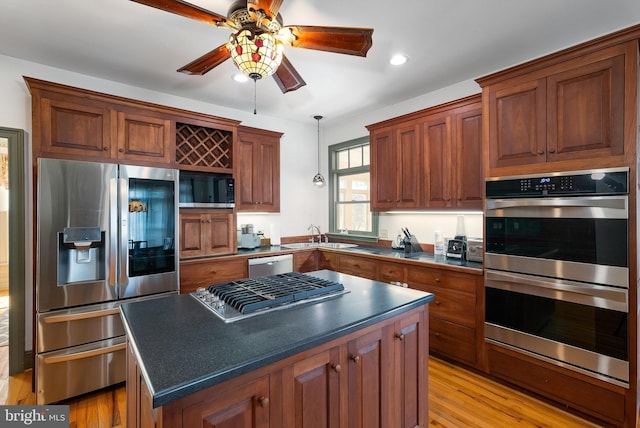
xmin=273 ymin=55 xmax=306 ymax=93
xmin=130 ymin=0 xmax=228 ymax=26
xmin=248 ymin=0 xmax=284 ymax=20
xmin=283 ymin=26 xmax=374 ymax=57
xmin=177 ymin=44 xmax=231 ymax=75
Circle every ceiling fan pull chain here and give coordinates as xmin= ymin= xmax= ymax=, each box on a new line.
xmin=253 ymin=78 xmax=258 ymax=115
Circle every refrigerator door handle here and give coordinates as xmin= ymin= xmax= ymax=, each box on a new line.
xmin=119 ymin=177 xmax=129 ymax=287
xmin=109 ymin=176 xmax=118 ymax=287
xmin=42 ymin=342 xmax=126 ymax=364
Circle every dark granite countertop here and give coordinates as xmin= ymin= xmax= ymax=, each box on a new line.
xmin=120 ymin=269 xmax=434 ymax=408
xmin=237 ymin=244 xmax=483 ymax=274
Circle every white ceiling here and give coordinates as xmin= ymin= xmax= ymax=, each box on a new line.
xmin=1 ymin=0 xmax=639 ymax=124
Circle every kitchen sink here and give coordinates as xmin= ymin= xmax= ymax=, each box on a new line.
xmin=280 ymin=242 xmax=358 ymax=249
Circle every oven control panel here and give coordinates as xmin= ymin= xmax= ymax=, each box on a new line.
xmin=486 ymin=168 xmax=628 ymax=198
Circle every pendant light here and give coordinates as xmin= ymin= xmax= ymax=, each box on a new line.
xmin=312 ymin=115 xmax=326 ymax=187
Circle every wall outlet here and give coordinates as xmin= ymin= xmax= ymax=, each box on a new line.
xmin=380 ymin=228 xmax=388 ymax=239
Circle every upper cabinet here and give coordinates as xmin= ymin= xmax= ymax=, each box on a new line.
xmin=477 ymin=36 xmax=638 ymax=176
xmin=236 ymin=126 xmax=282 ymax=212
xmin=25 ymin=77 xmax=240 ymax=169
xmin=367 ymin=95 xmax=483 ymax=212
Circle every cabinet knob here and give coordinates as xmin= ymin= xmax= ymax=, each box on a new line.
xmin=395 ymin=332 xmax=405 ymax=341
xmin=537 ymin=149 xmax=545 ymax=155
xmin=331 ymin=363 xmax=341 ymax=373
xmin=119 ymin=148 xmax=124 ymax=153
xmin=435 ymin=300 xmax=441 ymax=305
xmin=258 ymin=396 xmax=269 ymax=407
xmin=435 ymin=332 xmax=441 ymax=338
xmin=350 ymin=354 xmax=360 ymax=363
xmin=548 ymin=148 xmax=556 ymax=153
xmin=103 ymin=147 xmax=108 ymax=151
xmin=435 ymin=277 xmax=440 ymax=283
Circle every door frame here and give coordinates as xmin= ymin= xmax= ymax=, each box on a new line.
xmin=1 ymin=127 xmax=27 ymax=374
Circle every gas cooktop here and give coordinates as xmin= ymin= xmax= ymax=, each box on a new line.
xmin=192 ymin=272 xmax=347 ymax=322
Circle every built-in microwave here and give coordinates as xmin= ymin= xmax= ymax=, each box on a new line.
xmin=179 ymin=171 xmax=235 ymax=208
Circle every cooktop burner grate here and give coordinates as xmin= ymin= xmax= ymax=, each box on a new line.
xmin=192 ymin=272 xmax=347 ymax=322
xmin=209 ymin=272 xmax=344 ymax=314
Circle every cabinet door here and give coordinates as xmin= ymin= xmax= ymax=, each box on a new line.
xmin=391 ymin=311 xmax=426 ymax=428
xmin=347 ymin=328 xmax=391 ymax=428
xmin=423 ymin=113 xmax=453 ymax=207
xmin=370 ymin=128 xmax=397 ymax=210
xmin=179 ymin=212 xmax=207 ymax=258
xmin=117 ymin=111 xmax=171 ymax=164
xmin=294 ymin=250 xmax=318 ymax=273
xmin=207 ymin=212 xmax=236 ymax=256
xmin=237 ymin=129 xmax=281 ymax=212
xmin=453 ymin=103 xmax=483 ymax=209
xmin=182 ymin=375 xmax=270 ymax=428
xmin=180 ymin=257 xmax=248 ymax=294
xmin=282 ymin=347 xmax=341 ymax=428
xmin=396 ymin=123 xmax=421 ymax=208
xmin=488 ymin=78 xmax=547 ymax=168
xmin=39 ymin=95 xmax=113 ymax=160
xmin=546 ymin=49 xmax=625 ymax=162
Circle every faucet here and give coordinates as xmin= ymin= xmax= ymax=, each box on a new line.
xmin=308 ymin=224 xmax=321 ymax=243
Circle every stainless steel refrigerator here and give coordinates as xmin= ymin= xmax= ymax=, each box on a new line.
xmin=36 ymin=158 xmax=179 ymax=404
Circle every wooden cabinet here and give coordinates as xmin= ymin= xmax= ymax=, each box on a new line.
xmin=179 ymin=209 xmax=235 ymax=258
xmin=282 ymin=347 xmax=342 ymax=428
xmin=370 ymin=122 xmax=421 ymax=210
xmin=181 ymin=376 xmax=270 ymax=428
xmin=26 ymin=77 xmax=173 ymax=166
xmin=478 ymin=39 xmax=637 ymax=176
xmin=377 ymin=261 xmax=406 ymax=285
xmin=293 ymin=249 xmax=318 ymax=273
xmin=179 ymin=256 xmax=248 ymax=294
xmin=236 ymin=126 xmax=282 ymax=212
xmin=407 ymin=265 xmax=481 ymax=367
xmin=174 ymin=118 xmax=236 ymax=174
xmin=336 ymin=254 xmax=377 ymax=280
xmin=127 ymin=303 xmax=428 ymax=428
xmin=367 ymin=94 xmax=483 ymax=211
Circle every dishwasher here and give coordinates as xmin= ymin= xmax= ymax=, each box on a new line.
xmin=248 ymin=254 xmax=294 ymax=278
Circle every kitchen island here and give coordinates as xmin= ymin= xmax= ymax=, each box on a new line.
xmin=121 ymin=269 xmax=434 ymax=428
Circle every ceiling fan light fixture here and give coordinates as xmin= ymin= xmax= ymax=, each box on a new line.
xmin=229 ymin=29 xmax=284 ymax=80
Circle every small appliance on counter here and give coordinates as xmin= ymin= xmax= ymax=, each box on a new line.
xmin=238 ymin=224 xmax=261 ymax=249
xmin=446 ymin=238 xmax=466 ymax=259
xmin=401 ymin=227 xmax=422 ymax=254
xmin=465 ymin=238 xmax=483 ymax=262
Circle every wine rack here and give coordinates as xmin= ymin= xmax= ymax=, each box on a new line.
xmin=176 ymin=122 xmax=233 ymax=171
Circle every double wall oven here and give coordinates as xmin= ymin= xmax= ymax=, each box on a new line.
xmin=484 ymin=167 xmax=629 ymax=386
xmin=36 ymin=159 xmax=179 ymax=404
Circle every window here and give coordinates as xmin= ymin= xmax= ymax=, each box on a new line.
xmin=328 ymin=137 xmax=378 ymax=239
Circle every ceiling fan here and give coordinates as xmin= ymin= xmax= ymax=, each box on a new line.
xmin=130 ymin=0 xmax=374 ymax=93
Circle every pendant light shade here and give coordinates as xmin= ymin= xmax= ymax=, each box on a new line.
xmin=313 ymin=115 xmax=325 ymax=187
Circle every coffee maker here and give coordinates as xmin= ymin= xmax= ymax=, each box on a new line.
xmin=238 ymin=224 xmax=261 ymax=249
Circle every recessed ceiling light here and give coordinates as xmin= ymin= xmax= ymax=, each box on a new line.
xmin=232 ymin=73 xmax=249 ymax=83
xmin=389 ymin=54 xmax=408 ymax=66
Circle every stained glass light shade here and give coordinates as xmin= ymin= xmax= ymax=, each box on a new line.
xmin=229 ymin=29 xmax=284 ymax=80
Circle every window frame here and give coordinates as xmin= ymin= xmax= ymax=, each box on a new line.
xmin=327 ymin=136 xmax=379 ymax=242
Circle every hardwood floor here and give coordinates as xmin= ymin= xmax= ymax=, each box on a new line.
xmin=0 ymin=345 xmax=607 ymax=428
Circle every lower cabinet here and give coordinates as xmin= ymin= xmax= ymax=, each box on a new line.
xmin=293 ymin=249 xmax=318 ymax=273
xmin=179 ymin=257 xmax=248 ymax=294
xmin=127 ymin=306 xmax=429 ymax=428
xmin=179 ymin=209 xmax=236 ymax=258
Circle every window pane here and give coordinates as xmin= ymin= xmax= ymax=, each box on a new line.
xmin=336 ymin=203 xmax=372 ymax=232
xmin=362 ymin=145 xmax=370 ymax=166
xmin=349 ymin=146 xmax=363 ymax=168
xmin=338 ymin=172 xmax=370 ymax=202
xmin=337 ymin=150 xmax=349 ymax=169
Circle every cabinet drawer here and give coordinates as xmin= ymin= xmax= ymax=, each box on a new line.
xmin=407 ymin=267 xmax=477 ymax=295
xmin=180 ymin=258 xmax=248 ymax=294
xmin=423 ymin=286 xmax=475 ymax=327
xmin=340 ymin=256 xmax=377 ymax=279
xmin=429 ymin=318 xmax=476 ymax=365
xmin=488 ymin=345 xmax=625 ymax=425
xmin=377 ymin=262 xmax=406 ymax=284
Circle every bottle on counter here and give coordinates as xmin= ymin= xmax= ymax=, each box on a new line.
xmin=434 ymin=230 xmax=444 ymax=255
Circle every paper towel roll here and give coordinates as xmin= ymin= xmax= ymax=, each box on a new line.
xmin=269 ymin=224 xmax=281 ymax=246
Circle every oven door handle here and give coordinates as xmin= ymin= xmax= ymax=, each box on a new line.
xmin=485 ymin=195 xmax=627 ymax=216
xmin=485 ymin=270 xmax=628 ymax=312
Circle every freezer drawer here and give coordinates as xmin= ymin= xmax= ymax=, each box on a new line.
xmin=37 ymin=301 xmax=124 ymax=353
xmin=36 ymin=336 xmax=126 ymax=405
